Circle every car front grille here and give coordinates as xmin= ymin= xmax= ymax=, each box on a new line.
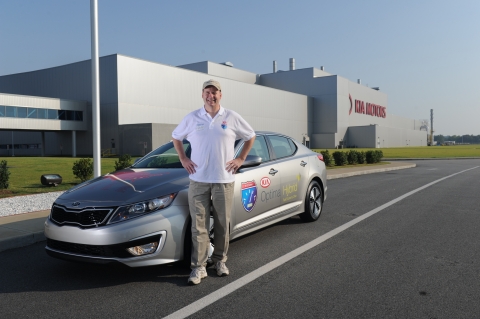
xmin=46 ymin=234 xmax=162 ymax=259
xmin=51 ymin=205 xmax=115 ymax=228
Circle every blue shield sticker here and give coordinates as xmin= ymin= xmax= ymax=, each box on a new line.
xmin=241 ymin=180 xmax=257 ymax=212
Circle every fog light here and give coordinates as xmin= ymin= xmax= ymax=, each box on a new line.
xmin=127 ymin=242 xmax=159 ymax=256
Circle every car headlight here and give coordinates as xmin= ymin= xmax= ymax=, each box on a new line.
xmin=108 ymin=194 xmax=176 ymax=224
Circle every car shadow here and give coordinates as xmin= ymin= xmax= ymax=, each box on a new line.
xmin=0 ymin=242 xmax=194 ymax=294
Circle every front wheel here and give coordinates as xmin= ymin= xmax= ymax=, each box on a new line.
xmin=299 ymin=181 xmax=323 ymax=222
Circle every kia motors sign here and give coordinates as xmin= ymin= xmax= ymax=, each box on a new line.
xmin=349 ymin=94 xmax=386 ymax=118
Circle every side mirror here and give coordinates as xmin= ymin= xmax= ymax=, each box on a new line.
xmin=239 ymin=155 xmax=262 ymax=169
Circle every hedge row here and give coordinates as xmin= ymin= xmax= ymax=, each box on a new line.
xmin=317 ymin=149 xmax=383 ymax=167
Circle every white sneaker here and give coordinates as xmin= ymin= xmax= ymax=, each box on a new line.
xmin=188 ymin=267 xmax=207 ymax=285
xmin=215 ymin=261 xmax=229 ymax=277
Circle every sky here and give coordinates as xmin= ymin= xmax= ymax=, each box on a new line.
xmin=0 ymin=0 xmax=479 ymax=136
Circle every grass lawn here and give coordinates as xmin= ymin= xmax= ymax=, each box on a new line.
xmin=0 ymin=157 xmax=135 ymax=198
xmin=313 ymin=144 xmax=480 ymax=158
xmin=0 ymin=145 xmax=479 ymax=198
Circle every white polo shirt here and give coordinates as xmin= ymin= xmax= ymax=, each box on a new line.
xmin=172 ymin=106 xmax=255 ymax=183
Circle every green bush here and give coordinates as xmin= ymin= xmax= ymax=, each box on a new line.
xmin=346 ymin=150 xmax=358 ymax=165
xmin=0 ymin=160 xmax=10 ymax=189
xmin=357 ymin=151 xmax=366 ymax=164
xmin=332 ymin=151 xmax=348 ymax=166
xmin=320 ymin=150 xmax=335 ymax=167
xmin=114 ymin=154 xmax=133 ymax=171
xmin=366 ymin=150 xmax=384 ymax=163
xmin=72 ymin=158 xmax=94 ymax=182
xmin=376 ymin=150 xmax=384 ymax=161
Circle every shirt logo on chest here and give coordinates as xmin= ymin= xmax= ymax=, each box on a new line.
xmin=221 ymin=121 xmax=227 ymax=130
xmin=196 ymin=123 xmax=205 ymax=131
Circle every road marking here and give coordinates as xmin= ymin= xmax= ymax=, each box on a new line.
xmin=164 ymin=166 xmax=479 ymax=319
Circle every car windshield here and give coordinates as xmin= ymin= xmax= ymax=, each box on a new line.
xmin=132 ymin=139 xmax=243 ymax=169
xmin=132 ymin=140 xmax=191 ymax=169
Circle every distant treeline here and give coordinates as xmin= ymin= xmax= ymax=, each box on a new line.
xmin=434 ymin=135 xmax=480 ymax=144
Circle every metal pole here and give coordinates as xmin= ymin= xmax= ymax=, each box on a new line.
xmin=11 ymin=131 xmax=14 ymax=157
xmin=91 ymin=0 xmax=101 ymax=177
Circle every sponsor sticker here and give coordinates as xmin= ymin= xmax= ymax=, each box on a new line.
xmin=260 ymin=177 xmax=271 ymax=188
xmin=241 ymin=180 xmax=257 ymax=212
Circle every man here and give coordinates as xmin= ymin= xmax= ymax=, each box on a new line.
xmin=172 ymin=79 xmax=255 ymax=285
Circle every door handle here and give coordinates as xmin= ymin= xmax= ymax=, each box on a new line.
xmin=269 ymin=168 xmax=278 ymax=176
xmin=300 ymin=161 xmax=307 ymax=167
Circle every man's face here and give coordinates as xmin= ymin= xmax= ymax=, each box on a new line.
xmin=202 ymin=86 xmax=222 ymax=109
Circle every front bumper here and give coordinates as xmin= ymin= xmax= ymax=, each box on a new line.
xmin=44 ymin=204 xmax=190 ymax=267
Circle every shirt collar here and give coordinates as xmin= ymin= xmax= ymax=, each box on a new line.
xmin=200 ymin=105 xmax=225 ymax=117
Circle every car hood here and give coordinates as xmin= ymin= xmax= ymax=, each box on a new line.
xmin=55 ymin=168 xmax=190 ymax=208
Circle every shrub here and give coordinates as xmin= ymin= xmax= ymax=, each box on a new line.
xmin=357 ymin=151 xmax=366 ymax=164
xmin=72 ymin=158 xmax=94 ymax=182
xmin=365 ymin=151 xmax=375 ymax=163
xmin=332 ymin=151 xmax=347 ymax=166
xmin=376 ymin=150 xmax=384 ymax=162
xmin=114 ymin=154 xmax=133 ymax=171
xmin=366 ymin=150 xmax=384 ymax=163
xmin=0 ymin=160 xmax=10 ymax=189
xmin=320 ymin=150 xmax=335 ymax=167
xmin=346 ymin=150 xmax=358 ymax=165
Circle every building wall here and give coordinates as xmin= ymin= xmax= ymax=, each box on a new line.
xmin=179 ymin=61 xmax=259 ymax=84
xmin=348 ymin=125 xmax=428 ymax=148
xmin=117 ymin=55 xmax=309 ymax=148
xmin=0 ymin=55 xmax=119 ymax=155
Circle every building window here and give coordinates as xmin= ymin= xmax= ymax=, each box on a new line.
xmin=17 ymin=107 xmax=27 ymax=118
xmin=58 ymin=110 xmax=66 ymax=120
xmin=47 ymin=109 xmax=57 ymax=119
xmin=75 ymin=111 xmax=83 ymax=121
xmin=6 ymin=106 xmax=16 ymax=117
xmin=27 ymin=108 xmax=37 ymax=118
xmin=0 ymin=105 xmax=83 ymax=121
xmin=38 ymin=109 xmax=47 ymax=119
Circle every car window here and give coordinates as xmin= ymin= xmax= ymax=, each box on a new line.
xmin=236 ymin=135 xmax=270 ymax=162
xmin=133 ymin=140 xmax=191 ymax=168
xmin=288 ymin=138 xmax=298 ymax=153
xmin=268 ymin=135 xmax=295 ymax=159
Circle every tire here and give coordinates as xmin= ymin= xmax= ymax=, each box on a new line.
xmin=299 ymin=180 xmax=323 ymax=222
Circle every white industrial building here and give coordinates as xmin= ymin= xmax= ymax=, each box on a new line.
xmin=0 ymin=55 xmax=427 ymax=156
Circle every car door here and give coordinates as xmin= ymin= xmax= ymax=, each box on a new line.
xmin=266 ymin=134 xmax=309 ymax=207
xmin=232 ymin=135 xmax=282 ymax=233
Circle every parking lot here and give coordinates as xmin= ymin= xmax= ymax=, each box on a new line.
xmin=1 ymin=159 xmax=479 ymax=318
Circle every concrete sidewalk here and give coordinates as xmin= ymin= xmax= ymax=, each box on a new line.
xmin=0 ymin=161 xmax=416 ymax=253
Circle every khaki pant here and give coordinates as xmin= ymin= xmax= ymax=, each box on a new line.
xmin=188 ymin=180 xmax=234 ymax=269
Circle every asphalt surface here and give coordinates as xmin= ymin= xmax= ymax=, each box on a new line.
xmin=1 ymin=159 xmax=479 ymax=318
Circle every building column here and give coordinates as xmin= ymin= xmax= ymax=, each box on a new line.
xmin=41 ymin=132 xmax=45 ymax=157
xmin=72 ymin=131 xmax=77 ymax=157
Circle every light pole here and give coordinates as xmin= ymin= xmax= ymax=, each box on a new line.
xmin=91 ymin=0 xmax=101 ymax=177
xmin=11 ymin=131 xmax=14 ymax=157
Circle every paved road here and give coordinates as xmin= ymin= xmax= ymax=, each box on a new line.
xmin=0 ymin=160 xmax=479 ymax=318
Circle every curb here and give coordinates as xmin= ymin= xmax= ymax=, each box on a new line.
xmin=327 ymin=164 xmax=416 ymax=180
xmin=0 ymin=231 xmax=45 ymax=253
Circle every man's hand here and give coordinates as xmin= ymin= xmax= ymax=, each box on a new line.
xmin=225 ymin=158 xmax=244 ymax=173
xmin=180 ymin=157 xmax=198 ymax=174
xmin=172 ymin=138 xmax=197 ymax=175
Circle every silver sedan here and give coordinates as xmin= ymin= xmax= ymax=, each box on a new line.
xmin=44 ymin=132 xmax=327 ymax=267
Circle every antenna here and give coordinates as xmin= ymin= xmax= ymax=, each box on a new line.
xmin=430 ymin=109 xmax=434 ymax=145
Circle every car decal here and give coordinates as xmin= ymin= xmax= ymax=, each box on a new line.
xmin=241 ymin=180 xmax=257 ymax=212
xmin=260 ymin=177 xmax=271 ymax=188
